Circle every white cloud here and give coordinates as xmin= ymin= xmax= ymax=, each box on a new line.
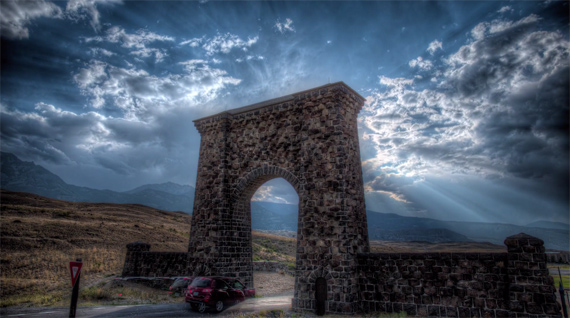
xmin=362 ymin=14 xmax=569 ymax=204
xmin=470 ymin=14 xmax=541 ymax=41
xmin=85 ymin=26 xmax=174 ymax=48
xmin=0 ymin=0 xmax=123 ymax=39
xmin=379 ymin=76 xmax=413 ymax=88
xmin=65 ymin=0 xmax=122 ymax=32
xmin=1 ymin=55 xmax=242 ymax=178
xmin=408 ymin=56 xmax=433 ymax=70
xmin=130 ymin=47 xmax=168 ymax=63
xmin=427 ymin=40 xmax=442 ymax=55
xmin=74 ymin=59 xmax=241 ymax=119
xmin=201 ymin=32 xmax=258 ymax=55
xmin=275 ymin=18 xmax=295 ymax=33
xmin=497 ymin=6 xmax=513 ymax=13
xmin=236 ymin=55 xmax=264 ymax=63
xmin=251 ymin=185 xmax=290 ymax=204
xmin=85 ymin=26 xmax=174 ymax=62
xmin=0 ymin=0 xmax=63 ymax=39
xmin=180 ymin=37 xmax=203 ymax=47
xmin=89 ymin=47 xmax=115 ymax=57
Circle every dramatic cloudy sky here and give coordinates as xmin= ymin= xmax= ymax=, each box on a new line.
xmin=1 ymin=1 xmax=568 ymax=225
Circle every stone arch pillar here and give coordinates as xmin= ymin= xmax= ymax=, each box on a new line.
xmin=187 ymin=82 xmax=370 ymax=314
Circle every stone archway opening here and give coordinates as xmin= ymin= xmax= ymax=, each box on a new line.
xmin=251 ymin=177 xmax=299 ymax=233
xmin=250 ymin=177 xmax=299 ymax=288
xmin=229 ymin=168 xmax=302 ymax=290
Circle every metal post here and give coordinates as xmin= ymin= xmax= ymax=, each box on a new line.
xmin=559 ymin=267 xmax=568 ymax=318
xmin=69 ymin=258 xmax=82 ymax=318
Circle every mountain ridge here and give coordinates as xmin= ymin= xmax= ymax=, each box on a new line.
xmin=1 ymin=152 xmax=568 ymax=250
xmin=1 ymin=152 xmax=195 ymax=213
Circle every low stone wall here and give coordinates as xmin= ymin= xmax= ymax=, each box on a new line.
xmin=121 ymin=241 xmax=188 ymax=277
xmin=546 ymin=252 xmax=570 ymax=264
xmin=358 ymin=252 xmax=510 ymax=316
xmin=122 ymin=234 xmax=561 ymax=317
xmin=121 ymin=243 xmax=294 ymax=277
xmin=253 ymin=261 xmax=294 ymax=275
xmin=357 ymin=233 xmax=561 ymax=317
xmin=113 ymin=277 xmax=176 ymax=290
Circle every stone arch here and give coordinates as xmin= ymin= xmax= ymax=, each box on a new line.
xmin=232 ymin=165 xmax=301 ymax=202
xmin=187 ymin=82 xmax=370 ymax=314
xmin=307 ymin=267 xmax=333 ymax=283
xmin=308 ymin=267 xmax=333 ymax=315
xmin=228 ymin=166 xmax=301 ymax=288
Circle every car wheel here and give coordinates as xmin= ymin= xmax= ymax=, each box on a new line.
xmin=198 ymin=302 xmax=207 ymax=313
xmin=215 ymin=300 xmax=224 ymax=312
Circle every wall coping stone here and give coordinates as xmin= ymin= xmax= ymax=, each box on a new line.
xmin=193 ymin=81 xmax=364 ymax=124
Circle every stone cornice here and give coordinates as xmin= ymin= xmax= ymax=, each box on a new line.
xmin=193 ymin=82 xmax=364 ymax=127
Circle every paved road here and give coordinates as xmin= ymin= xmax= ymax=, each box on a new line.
xmin=1 ymin=293 xmax=293 ymax=318
xmin=549 ymin=268 xmax=570 ymax=276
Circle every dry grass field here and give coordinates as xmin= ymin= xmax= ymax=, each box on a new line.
xmin=370 ymin=239 xmax=506 ymax=253
xmin=1 ymin=189 xmax=192 ymax=307
xmin=0 ymin=190 xmax=296 ymax=307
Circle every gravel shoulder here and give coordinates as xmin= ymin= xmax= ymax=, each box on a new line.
xmin=253 ymin=272 xmax=295 ymax=296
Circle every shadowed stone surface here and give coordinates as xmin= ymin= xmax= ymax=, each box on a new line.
xmin=187 ymin=82 xmax=370 ymax=314
xmin=120 ymin=82 xmax=561 ymax=317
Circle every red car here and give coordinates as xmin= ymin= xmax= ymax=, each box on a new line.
xmin=185 ymin=276 xmax=255 ymax=313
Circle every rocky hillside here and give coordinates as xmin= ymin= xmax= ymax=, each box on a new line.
xmin=1 ymin=152 xmax=195 ymax=213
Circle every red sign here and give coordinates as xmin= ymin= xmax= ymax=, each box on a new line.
xmin=69 ymin=261 xmax=83 ymax=287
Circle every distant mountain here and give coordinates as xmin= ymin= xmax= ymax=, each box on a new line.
xmin=251 ymin=201 xmax=298 ymax=232
xmin=125 ymin=182 xmax=195 ymax=196
xmin=0 ymin=152 xmax=194 ymax=213
xmin=2 ymin=152 xmax=568 ymax=250
xmin=526 ymin=220 xmax=569 ymax=231
xmin=368 ymin=228 xmax=471 ymax=243
xmin=253 ymin=201 xmax=298 ymax=216
xmin=365 ymin=210 xmax=569 ymax=251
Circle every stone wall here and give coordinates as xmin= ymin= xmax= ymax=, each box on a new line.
xmin=122 ymin=252 xmax=294 ymax=277
xmin=121 ymin=241 xmax=188 ymax=277
xmin=546 ymin=252 xmax=570 ymax=264
xmin=357 ymin=233 xmax=561 ymax=318
xmin=252 ymin=261 xmax=295 ymax=275
xmin=121 ymin=235 xmax=561 ymax=317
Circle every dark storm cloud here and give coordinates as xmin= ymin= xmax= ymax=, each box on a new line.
xmin=361 ymin=13 xmax=569 ymax=219
xmin=445 ymin=16 xmax=569 ymax=186
xmin=0 ymin=0 xmax=122 ymax=40
xmin=0 ymin=0 xmax=62 ymax=39
xmin=0 ymin=103 xmax=102 ymax=164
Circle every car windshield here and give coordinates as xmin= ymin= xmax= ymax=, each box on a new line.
xmin=190 ymin=278 xmax=212 ymax=288
xmin=172 ymin=278 xmax=189 ymax=288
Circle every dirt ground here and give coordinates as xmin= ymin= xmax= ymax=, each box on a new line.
xmin=253 ymin=272 xmax=295 ymax=296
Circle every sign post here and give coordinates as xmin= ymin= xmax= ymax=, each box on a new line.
xmin=69 ymin=259 xmax=83 ymax=318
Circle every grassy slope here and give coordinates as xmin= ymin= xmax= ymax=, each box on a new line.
xmin=0 ymin=190 xmax=295 ymax=307
xmin=1 ymin=189 xmax=192 ymax=306
xmin=370 ymin=240 xmax=506 ymax=253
